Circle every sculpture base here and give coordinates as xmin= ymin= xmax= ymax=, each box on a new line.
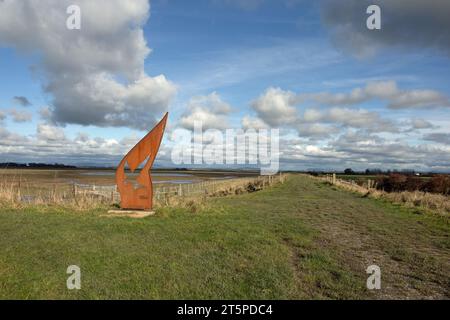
xmin=103 ymin=210 xmax=155 ymax=218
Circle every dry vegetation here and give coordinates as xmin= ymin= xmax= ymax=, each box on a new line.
xmin=376 ymin=174 xmax=450 ymax=195
xmin=0 ymin=170 xmax=285 ymax=212
xmin=317 ymin=174 xmax=450 ymax=216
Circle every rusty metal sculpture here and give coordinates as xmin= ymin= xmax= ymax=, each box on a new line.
xmin=115 ymin=113 xmax=168 ymax=210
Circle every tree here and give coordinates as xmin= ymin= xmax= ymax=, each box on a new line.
xmin=344 ymin=168 xmax=355 ymax=175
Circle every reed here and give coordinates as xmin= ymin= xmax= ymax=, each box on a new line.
xmin=0 ymin=173 xmax=285 ymax=211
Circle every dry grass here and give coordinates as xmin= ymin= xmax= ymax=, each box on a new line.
xmin=154 ymin=174 xmax=286 ymax=212
xmin=377 ymin=190 xmax=450 ymax=214
xmin=315 ymin=174 xmax=450 ymax=216
xmin=0 ymin=173 xmax=110 ymax=211
xmin=0 ymin=173 xmax=286 ymax=212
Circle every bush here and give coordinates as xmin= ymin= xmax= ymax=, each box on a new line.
xmin=425 ymin=175 xmax=450 ymax=195
xmin=376 ymin=174 xmax=408 ymax=192
xmin=376 ymin=174 xmax=450 ymax=195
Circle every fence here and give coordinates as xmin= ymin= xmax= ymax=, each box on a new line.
xmin=74 ymin=173 xmax=286 ymax=206
xmin=319 ymin=173 xmax=378 ymax=192
xmin=313 ymin=173 xmax=449 ymax=215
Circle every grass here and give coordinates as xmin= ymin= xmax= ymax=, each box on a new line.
xmin=0 ymin=175 xmax=448 ymax=299
xmin=318 ymin=175 xmax=450 ymax=216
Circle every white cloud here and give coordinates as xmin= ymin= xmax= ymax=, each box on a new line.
xmin=10 ymin=109 xmax=33 ymax=123
xmin=324 ymin=107 xmax=397 ymax=132
xmin=37 ymin=124 xmax=66 ymax=141
xmin=179 ymin=92 xmax=232 ymax=130
xmin=250 ymin=87 xmax=298 ymax=127
xmin=0 ymin=0 xmax=176 ymax=130
xmin=248 ymin=81 xmax=447 ymax=140
xmin=241 ymin=116 xmax=269 ymax=130
xmin=303 ymin=109 xmax=322 ymax=122
xmin=304 ymin=81 xmax=450 ymax=109
xmin=388 ymin=90 xmax=449 ymax=109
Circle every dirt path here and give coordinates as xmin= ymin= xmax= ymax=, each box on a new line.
xmin=289 ymin=176 xmax=449 ymax=299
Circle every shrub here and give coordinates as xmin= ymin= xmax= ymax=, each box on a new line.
xmin=425 ymin=175 xmax=450 ymax=195
xmin=376 ymin=173 xmax=450 ymax=195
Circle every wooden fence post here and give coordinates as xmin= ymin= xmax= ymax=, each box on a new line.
xmin=73 ymin=183 xmax=77 ymax=203
xmin=53 ymin=183 xmax=57 ymax=203
xmin=17 ymin=178 xmax=21 ymax=202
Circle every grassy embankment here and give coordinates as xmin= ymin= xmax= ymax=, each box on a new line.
xmin=0 ymin=175 xmax=448 ymax=299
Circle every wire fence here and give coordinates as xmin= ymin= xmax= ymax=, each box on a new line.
xmin=319 ymin=173 xmax=377 ymax=192
xmin=74 ymin=174 xmax=286 ymax=205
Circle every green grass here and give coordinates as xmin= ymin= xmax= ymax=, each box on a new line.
xmin=0 ymin=175 xmax=448 ymax=299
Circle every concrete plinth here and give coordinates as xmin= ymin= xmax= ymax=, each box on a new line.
xmin=102 ymin=210 xmax=155 ymax=218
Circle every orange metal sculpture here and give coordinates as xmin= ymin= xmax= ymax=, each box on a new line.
xmin=115 ymin=113 xmax=168 ymax=210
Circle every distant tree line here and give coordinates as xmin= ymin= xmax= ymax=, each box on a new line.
xmin=343 ymin=168 xmax=420 ymax=175
xmin=0 ymin=162 xmax=77 ymax=169
xmin=308 ymin=168 xmax=432 ymax=176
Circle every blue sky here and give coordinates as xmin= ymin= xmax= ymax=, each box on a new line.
xmin=0 ymin=0 xmax=449 ymax=171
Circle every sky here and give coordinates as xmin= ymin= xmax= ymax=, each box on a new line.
xmin=0 ymin=0 xmax=449 ymax=172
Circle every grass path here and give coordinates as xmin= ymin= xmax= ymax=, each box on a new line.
xmin=0 ymin=175 xmax=448 ymax=299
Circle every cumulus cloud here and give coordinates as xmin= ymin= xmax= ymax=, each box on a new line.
xmin=0 ymin=111 xmax=6 ymax=121
xmin=10 ymin=109 xmax=33 ymax=123
xmin=37 ymin=124 xmax=66 ymax=141
xmin=241 ymin=116 xmax=269 ymax=130
xmin=330 ymin=107 xmax=396 ymax=132
xmin=179 ymin=92 xmax=232 ymax=130
xmin=305 ymin=81 xmax=450 ymax=109
xmin=388 ymin=90 xmax=449 ymax=109
xmin=248 ymin=81 xmax=448 ymax=139
xmin=248 ymin=83 xmax=408 ymax=138
xmin=321 ymin=0 xmax=450 ymax=57
xmin=250 ymin=87 xmax=298 ymax=127
xmin=13 ymin=96 xmax=32 ymax=107
xmin=289 ymin=106 xmax=399 ymax=142
xmin=0 ymin=0 xmax=176 ymax=130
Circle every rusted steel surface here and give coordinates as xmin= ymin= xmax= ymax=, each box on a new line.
xmin=116 ymin=113 xmax=168 ymax=210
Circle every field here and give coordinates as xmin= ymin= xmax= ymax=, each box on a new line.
xmin=0 ymin=174 xmax=448 ymax=299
